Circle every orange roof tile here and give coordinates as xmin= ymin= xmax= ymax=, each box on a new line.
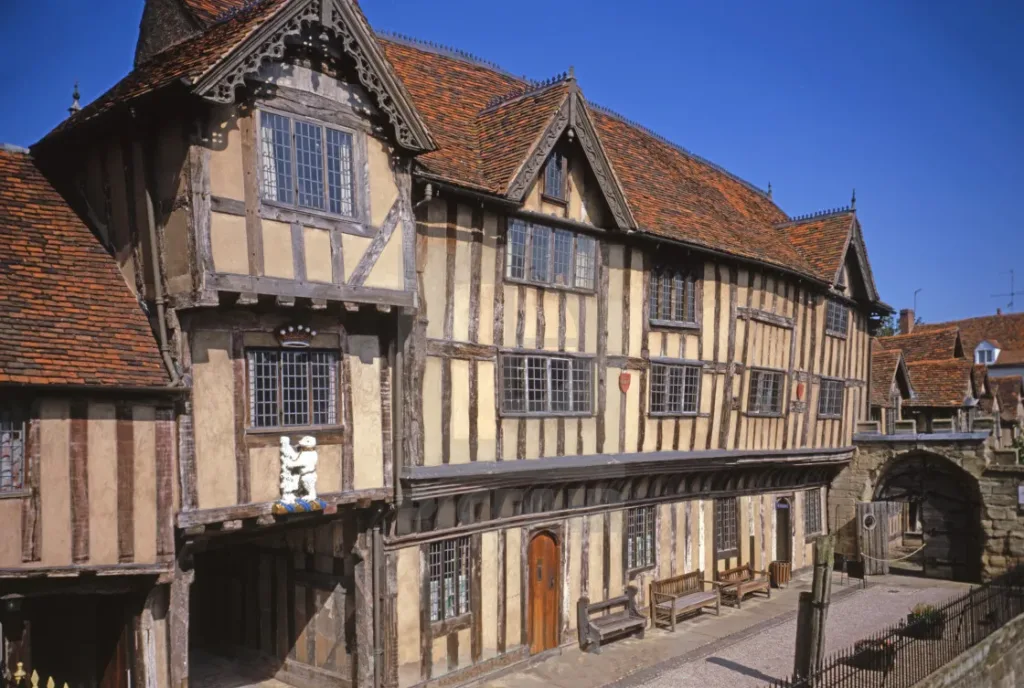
xmin=904 ymin=359 xmax=973 ymax=408
xmin=991 ymin=376 xmax=1024 ymax=423
xmin=0 ymin=149 xmax=168 ymax=387
xmin=870 ymin=346 xmax=905 ymax=406
xmin=776 ymin=211 xmax=853 ymax=282
xmin=919 ymin=312 xmax=1024 ymax=367
xmin=876 ymin=326 xmax=963 ymax=364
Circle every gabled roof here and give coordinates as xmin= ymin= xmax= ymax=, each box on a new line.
xmin=870 ymin=341 xmax=913 ymax=406
xmin=180 ymin=0 xmax=242 ymax=25
xmin=919 ymin=312 xmax=1024 ymax=366
xmin=43 ymin=0 xmax=434 ymax=153
xmin=904 ymin=359 xmax=974 ymax=408
xmin=777 ymin=210 xmax=853 ymax=283
xmin=0 ymin=148 xmax=168 ymax=387
xmin=876 ymin=326 xmax=964 ymax=364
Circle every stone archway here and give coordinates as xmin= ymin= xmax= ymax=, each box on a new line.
xmin=872 ymin=451 xmax=984 ymax=582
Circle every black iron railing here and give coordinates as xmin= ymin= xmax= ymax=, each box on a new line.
xmin=769 ymin=566 xmax=1024 ymax=688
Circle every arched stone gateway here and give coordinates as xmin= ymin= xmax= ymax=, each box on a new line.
xmin=872 ymin=451 xmax=983 ymax=582
xmin=832 ymin=432 xmax=1024 ymax=582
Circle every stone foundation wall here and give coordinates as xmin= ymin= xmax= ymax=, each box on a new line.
xmin=914 ymin=610 xmax=1024 ymax=688
xmin=830 ymin=439 xmax=1023 ymax=580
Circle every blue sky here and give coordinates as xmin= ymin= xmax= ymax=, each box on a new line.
xmin=1 ymin=0 xmax=1021 ymax=323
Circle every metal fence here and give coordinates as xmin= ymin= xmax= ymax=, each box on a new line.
xmin=769 ymin=566 xmax=1024 ymax=688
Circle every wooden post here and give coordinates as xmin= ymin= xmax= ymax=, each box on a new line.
xmin=793 ymin=534 xmax=835 ymax=682
xmin=169 ymin=549 xmax=194 ymax=688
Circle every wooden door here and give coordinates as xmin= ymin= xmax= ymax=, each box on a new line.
xmin=857 ymin=501 xmax=891 ymax=575
xmin=528 ymin=532 xmax=559 ymax=655
xmin=775 ymin=498 xmax=791 ymax=562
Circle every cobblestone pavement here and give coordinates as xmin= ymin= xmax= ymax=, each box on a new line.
xmin=484 ymin=574 xmax=971 ymax=688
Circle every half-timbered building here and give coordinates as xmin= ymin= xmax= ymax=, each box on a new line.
xmin=2 ymin=1 xmax=895 ymax=686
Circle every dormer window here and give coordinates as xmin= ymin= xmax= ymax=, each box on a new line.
xmin=543 ymin=150 xmax=566 ymax=201
xmin=976 ymin=345 xmax=997 ymax=365
xmin=259 ymin=110 xmax=355 ymax=217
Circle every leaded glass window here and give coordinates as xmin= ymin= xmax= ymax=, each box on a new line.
xmin=0 ymin=409 xmax=25 ymax=493
xmin=804 ymin=488 xmax=823 ymax=535
xmin=501 ymin=353 xmax=592 ymax=415
xmin=649 ymin=268 xmax=697 ymax=325
xmin=748 ymin=369 xmax=784 ymax=415
xmin=505 ymin=219 xmax=596 ymax=291
xmin=259 ymin=110 xmax=355 ymax=217
xmin=248 ymin=350 xmax=338 ymax=428
xmin=715 ymin=497 xmax=738 ymax=556
xmin=543 ymin=150 xmax=566 ymax=200
xmin=650 ymin=363 xmax=700 ymax=415
xmin=428 ymin=536 xmax=471 ymax=622
xmin=626 ymin=506 xmax=656 ymax=570
xmin=825 ymin=300 xmax=849 ymax=336
xmin=818 ymin=378 xmax=844 ymax=418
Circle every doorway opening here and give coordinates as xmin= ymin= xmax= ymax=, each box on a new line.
xmin=527 ymin=531 xmax=560 ymax=655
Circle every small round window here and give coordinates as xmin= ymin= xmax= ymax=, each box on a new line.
xmin=863 ymin=513 xmax=877 ymax=531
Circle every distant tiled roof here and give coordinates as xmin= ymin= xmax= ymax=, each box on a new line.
xmin=876 ymin=326 xmax=963 ymax=364
xmin=179 ymin=0 xmax=244 ymax=25
xmin=0 ymin=149 xmax=168 ymax=387
xmin=991 ymin=376 xmax=1024 ymax=423
xmin=776 ymin=210 xmax=853 ymax=283
xmin=904 ymin=359 xmax=973 ymax=408
xmin=870 ymin=344 xmax=905 ymax=407
xmin=919 ymin=312 xmax=1024 ymax=361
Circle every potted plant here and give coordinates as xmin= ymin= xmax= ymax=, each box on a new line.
xmin=853 ymin=638 xmax=897 ymax=671
xmin=905 ymin=603 xmax=946 ymax=639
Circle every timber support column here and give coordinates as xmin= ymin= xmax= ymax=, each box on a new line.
xmin=354 ymin=528 xmax=375 ymax=688
xmin=169 ymin=547 xmax=195 ymax=688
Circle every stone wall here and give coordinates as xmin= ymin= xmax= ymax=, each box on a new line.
xmin=830 ymin=436 xmax=1023 ymax=580
xmin=914 ymin=609 xmax=1024 ymax=688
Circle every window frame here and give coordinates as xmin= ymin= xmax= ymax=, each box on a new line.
xmin=825 ymin=299 xmax=849 ymax=338
xmin=746 ymin=368 xmax=786 ymax=417
xmin=804 ymin=488 xmax=823 ymax=538
xmin=542 ymin=149 xmax=568 ymax=203
xmin=427 ymin=536 xmax=473 ymax=628
xmin=649 ymin=360 xmax=702 ymax=416
xmin=648 ymin=265 xmax=699 ymax=329
xmin=817 ymin=377 xmax=845 ymax=419
xmin=504 ymin=218 xmax=597 ymax=293
xmin=0 ymin=407 xmax=26 ymax=496
xmin=499 ymin=351 xmax=594 ymax=418
xmin=714 ymin=497 xmax=739 ymax=558
xmin=625 ymin=505 xmax=657 ymax=574
xmin=246 ymin=348 xmax=341 ymax=431
xmin=256 ymin=107 xmax=363 ymax=224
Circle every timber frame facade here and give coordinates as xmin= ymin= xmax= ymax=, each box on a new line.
xmin=1 ymin=1 xmax=892 ymax=687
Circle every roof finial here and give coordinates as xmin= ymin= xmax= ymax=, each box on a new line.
xmin=767 ymin=181 xmax=772 ymax=198
xmin=850 ymin=187 xmax=856 ymax=211
xmin=68 ymin=81 xmax=81 ymax=116
xmin=568 ymin=65 xmax=575 ymax=80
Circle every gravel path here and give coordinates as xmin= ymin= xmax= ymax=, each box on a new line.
xmin=632 ymin=582 xmax=966 ymax=688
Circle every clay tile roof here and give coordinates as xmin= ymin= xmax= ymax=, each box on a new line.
xmin=0 ymin=148 xmax=168 ymax=387
xmin=180 ymin=0 xmax=245 ymax=25
xmin=991 ymin=376 xmax=1024 ymax=423
xmin=876 ymin=326 xmax=963 ymax=364
xmin=870 ymin=345 xmax=905 ymax=406
xmin=587 ymin=108 xmax=816 ymax=276
xmin=904 ymin=359 xmax=973 ymax=408
xmin=44 ymin=0 xmax=288 ymax=140
xmin=476 ymin=81 xmax=571 ymax=193
xmin=919 ymin=312 xmax=1024 ymax=365
xmin=776 ymin=211 xmax=853 ymax=282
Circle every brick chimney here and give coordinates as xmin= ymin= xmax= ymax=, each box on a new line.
xmin=899 ymin=308 xmax=915 ymax=335
xmin=997 ymin=308 xmax=1002 ymax=316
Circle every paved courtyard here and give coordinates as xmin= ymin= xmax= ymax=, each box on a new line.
xmin=484 ymin=573 xmax=971 ymax=688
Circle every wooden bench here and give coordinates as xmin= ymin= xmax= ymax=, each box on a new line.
xmin=649 ymin=570 xmax=721 ymax=631
xmin=576 ymin=586 xmax=646 ymax=654
xmin=716 ymin=563 xmax=771 ymax=609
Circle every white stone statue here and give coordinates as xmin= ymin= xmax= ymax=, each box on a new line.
xmin=279 ymin=435 xmax=319 ymax=504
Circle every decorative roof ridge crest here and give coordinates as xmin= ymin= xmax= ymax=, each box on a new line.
xmin=781 ymin=206 xmax=854 ymax=225
xmin=0 ymin=143 xmax=30 ymax=155
xmin=375 ymin=30 xmax=527 ymax=82
xmin=209 ymin=0 xmax=272 ymax=26
xmin=480 ymin=73 xmax=571 ymax=112
xmin=586 ymin=101 xmax=772 ymax=199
